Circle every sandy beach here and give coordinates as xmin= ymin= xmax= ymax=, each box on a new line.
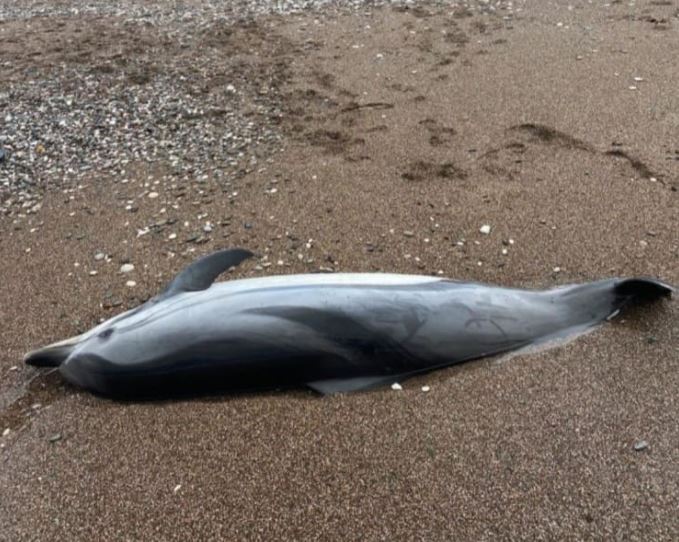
xmin=1 ymin=0 xmax=677 ymax=539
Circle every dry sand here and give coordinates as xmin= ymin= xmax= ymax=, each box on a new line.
xmin=1 ymin=1 xmax=678 ymax=540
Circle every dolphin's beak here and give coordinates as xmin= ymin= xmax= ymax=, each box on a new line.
xmin=24 ymin=334 xmax=84 ymax=367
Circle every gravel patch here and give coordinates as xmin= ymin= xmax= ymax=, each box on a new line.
xmin=0 ymin=0 xmax=514 ymax=216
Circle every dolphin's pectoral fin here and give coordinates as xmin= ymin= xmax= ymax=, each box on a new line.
xmin=307 ymin=375 xmax=401 ymax=395
xmin=161 ymin=248 xmax=254 ymax=296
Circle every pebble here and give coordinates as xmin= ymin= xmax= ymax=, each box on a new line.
xmin=89 ymin=270 xmax=98 ymax=276
xmin=2 ymin=428 xmax=9 ymax=437
xmin=173 ymin=484 xmax=182 ymax=494
xmin=48 ymin=433 xmax=62 ymax=443
xmin=633 ymin=440 xmax=649 ymax=452
xmin=94 ymin=252 xmax=105 ymax=261
xmin=479 ymin=224 xmax=491 ymax=235
xmin=148 ymin=192 xmax=159 ymax=199
xmin=120 ymin=263 xmax=135 ymax=273
xmin=421 ymin=385 xmax=430 ymax=392
xmin=391 ymin=383 xmax=403 ymax=391
xmin=168 ymin=233 xmax=177 ymax=240
xmin=126 ymin=280 xmax=137 ymax=288
xmin=403 ymin=230 xmax=414 ymax=237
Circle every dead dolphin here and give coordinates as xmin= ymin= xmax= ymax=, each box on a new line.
xmin=25 ymin=248 xmax=673 ymax=398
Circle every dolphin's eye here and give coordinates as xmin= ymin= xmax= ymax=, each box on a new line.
xmin=98 ymin=328 xmax=115 ymax=340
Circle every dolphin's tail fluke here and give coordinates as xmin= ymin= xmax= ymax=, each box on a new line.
xmin=553 ymin=276 xmax=673 ymax=326
xmin=613 ymin=277 xmax=674 ymax=301
xmin=24 ymin=334 xmax=83 ymax=367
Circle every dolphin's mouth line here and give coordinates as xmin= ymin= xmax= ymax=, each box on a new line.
xmin=23 ymin=335 xmax=83 ymax=367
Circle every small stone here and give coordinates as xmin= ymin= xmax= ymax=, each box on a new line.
xmin=2 ymin=428 xmax=9 ymax=437
xmin=421 ymin=385 xmax=430 ymax=392
xmin=391 ymin=382 xmax=403 ymax=391
xmin=126 ymin=280 xmax=137 ymax=288
xmin=168 ymin=233 xmax=177 ymax=240
xmin=94 ymin=252 xmax=105 ymax=261
xmin=633 ymin=440 xmax=648 ymax=451
xmin=148 ymin=192 xmax=159 ymax=199
xmin=48 ymin=433 xmax=62 ymax=443
xmin=203 ymin=223 xmax=213 ymax=233
xmin=553 ymin=266 xmax=561 ymax=273
xmin=120 ymin=263 xmax=135 ymax=273
xmin=403 ymin=230 xmax=415 ymax=237
xmin=501 ymin=248 xmax=508 ymax=255
xmin=89 ymin=270 xmax=98 ymax=276
xmin=479 ymin=224 xmax=491 ymax=235
xmin=173 ymin=484 xmax=182 ymax=493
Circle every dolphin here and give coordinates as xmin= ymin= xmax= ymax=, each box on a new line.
xmin=24 ymin=248 xmax=673 ymax=398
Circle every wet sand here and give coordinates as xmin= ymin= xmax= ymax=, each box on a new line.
xmin=1 ymin=1 xmax=678 ymax=540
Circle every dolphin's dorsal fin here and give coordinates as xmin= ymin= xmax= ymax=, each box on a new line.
xmin=162 ymin=248 xmax=254 ymax=296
